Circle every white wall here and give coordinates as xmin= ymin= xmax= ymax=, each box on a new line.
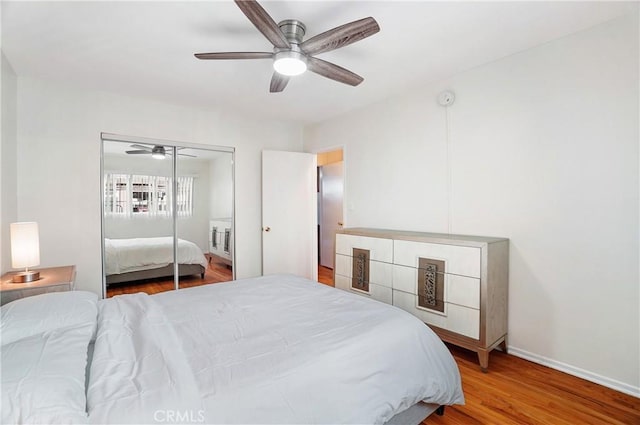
xmin=16 ymin=77 xmax=303 ymax=294
xmin=304 ymin=15 xmax=639 ymax=395
xmin=209 ymin=154 xmax=233 ymax=220
xmin=1 ymin=52 xmax=18 ymax=273
xmin=178 ymin=158 xmax=212 ymax=252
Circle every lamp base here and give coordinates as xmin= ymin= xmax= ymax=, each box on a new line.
xmin=12 ymin=271 xmax=40 ymax=283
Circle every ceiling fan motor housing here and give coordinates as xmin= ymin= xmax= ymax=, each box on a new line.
xmin=273 ymin=20 xmax=308 ymax=76
xmin=278 ymin=20 xmax=306 ymax=44
xmin=152 ymin=145 xmax=166 ymax=155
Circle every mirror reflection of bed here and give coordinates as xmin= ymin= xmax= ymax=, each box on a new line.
xmin=106 ymin=262 xmax=233 ymax=297
xmin=102 ymin=136 xmax=234 ymax=297
xmin=104 ymin=236 xmax=233 ymax=297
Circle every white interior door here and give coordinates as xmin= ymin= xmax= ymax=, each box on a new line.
xmin=319 ymin=161 xmax=344 ymax=269
xmin=262 ymin=150 xmax=317 ymax=280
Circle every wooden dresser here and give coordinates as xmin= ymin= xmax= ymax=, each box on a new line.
xmin=334 ymin=228 xmax=508 ymax=371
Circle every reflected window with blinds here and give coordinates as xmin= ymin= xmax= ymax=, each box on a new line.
xmin=104 ymin=173 xmax=193 ymax=217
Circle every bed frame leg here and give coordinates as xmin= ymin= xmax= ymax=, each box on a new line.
xmin=436 ymin=406 xmax=445 ymax=416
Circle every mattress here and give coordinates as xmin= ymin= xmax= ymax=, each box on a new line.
xmin=104 ymin=236 xmax=208 ymax=275
xmin=0 ymin=276 xmax=464 ymax=424
xmin=87 ymin=274 xmax=464 ymax=424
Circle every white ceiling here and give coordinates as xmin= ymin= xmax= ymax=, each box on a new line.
xmin=2 ymin=1 xmax=635 ymax=125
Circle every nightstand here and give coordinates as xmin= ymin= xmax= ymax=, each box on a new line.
xmin=0 ymin=265 xmax=76 ymax=306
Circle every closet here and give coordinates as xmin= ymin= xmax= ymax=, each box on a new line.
xmin=101 ymin=134 xmax=234 ymax=296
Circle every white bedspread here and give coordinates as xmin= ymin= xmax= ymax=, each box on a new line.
xmin=104 ymin=237 xmax=208 ymax=275
xmin=87 ymin=275 xmax=463 ymax=424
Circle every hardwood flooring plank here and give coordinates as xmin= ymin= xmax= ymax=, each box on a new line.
xmin=318 ymin=265 xmax=334 ymax=286
xmin=425 ymin=345 xmax=640 ymax=424
xmin=106 ymin=254 xmax=233 ymax=297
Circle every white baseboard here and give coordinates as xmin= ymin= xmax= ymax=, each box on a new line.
xmin=508 ymin=346 xmax=640 ymax=398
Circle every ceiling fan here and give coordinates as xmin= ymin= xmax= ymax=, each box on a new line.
xmin=194 ymin=0 xmax=380 ymax=93
xmin=125 ymin=145 xmax=197 ymax=159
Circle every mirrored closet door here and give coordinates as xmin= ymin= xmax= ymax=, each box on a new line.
xmin=101 ymin=134 xmax=235 ymax=298
xmin=176 ymin=147 xmax=234 ymax=290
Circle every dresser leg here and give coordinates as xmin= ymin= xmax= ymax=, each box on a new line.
xmin=499 ymin=336 xmax=508 ymax=354
xmin=478 ymin=349 xmax=490 ymax=372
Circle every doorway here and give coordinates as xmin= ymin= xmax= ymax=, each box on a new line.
xmin=261 ymin=150 xmax=317 ymax=280
xmin=317 ymin=148 xmax=344 ymax=285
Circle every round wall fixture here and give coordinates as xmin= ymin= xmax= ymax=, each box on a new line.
xmin=438 ymin=91 xmax=455 ymax=106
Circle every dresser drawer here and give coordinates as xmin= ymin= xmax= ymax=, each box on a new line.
xmin=392 ymin=290 xmax=480 ymax=339
xmin=335 ymin=275 xmax=392 ymax=305
xmin=393 ymin=240 xmax=481 ymax=278
xmin=335 ymin=234 xmax=393 ymax=263
xmin=392 ymin=264 xmax=480 ymax=309
xmin=335 ymin=253 xmax=393 ymax=288
xmin=336 ymin=228 xmax=508 ymax=371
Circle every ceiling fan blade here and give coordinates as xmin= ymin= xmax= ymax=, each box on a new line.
xmin=162 ymin=150 xmax=197 ymax=158
xmin=234 ymin=0 xmax=290 ymax=49
xmin=307 ymin=57 xmax=364 ymax=86
xmin=126 ymin=150 xmax=151 ymax=155
xmin=164 ymin=148 xmax=198 ymax=158
xmin=195 ymin=52 xmax=273 ymax=60
xmin=300 ymin=17 xmax=379 ymax=56
xmin=129 ymin=144 xmax=152 ymax=151
xmin=270 ymin=72 xmax=289 ymax=93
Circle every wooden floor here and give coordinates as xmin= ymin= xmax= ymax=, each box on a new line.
xmin=318 ymin=266 xmax=640 ymax=425
xmin=318 ymin=265 xmax=334 ymax=286
xmin=425 ymin=345 xmax=640 ymax=425
xmin=106 ymin=254 xmax=233 ymax=297
xmin=109 ymin=260 xmax=317 ymax=297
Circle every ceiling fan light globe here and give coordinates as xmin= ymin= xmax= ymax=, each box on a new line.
xmin=273 ymin=51 xmax=307 ymax=76
xmin=152 ymin=152 xmax=165 ymax=160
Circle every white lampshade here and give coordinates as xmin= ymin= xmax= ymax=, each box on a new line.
xmin=10 ymin=222 xmax=40 ymax=269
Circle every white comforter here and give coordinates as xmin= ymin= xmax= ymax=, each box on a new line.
xmin=87 ymin=275 xmax=464 ymax=424
xmin=104 ymin=237 xmax=208 ymax=275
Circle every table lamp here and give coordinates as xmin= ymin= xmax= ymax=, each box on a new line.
xmin=10 ymin=222 xmax=40 ymax=283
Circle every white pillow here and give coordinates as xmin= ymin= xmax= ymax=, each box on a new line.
xmin=1 ymin=324 xmax=93 ymax=424
xmin=1 ymin=291 xmax=98 ymax=346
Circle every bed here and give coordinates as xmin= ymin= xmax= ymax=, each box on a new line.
xmin=1 ymin=274 xmax=464 ymax=424
xmin=104 ymin=236 xmax=208 ymax=285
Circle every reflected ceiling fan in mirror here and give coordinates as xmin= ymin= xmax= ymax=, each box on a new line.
xmin=125 ymin=144 xmax=197 ymax=159
xmin=194 ymin=0 xmax=380 ymax=93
